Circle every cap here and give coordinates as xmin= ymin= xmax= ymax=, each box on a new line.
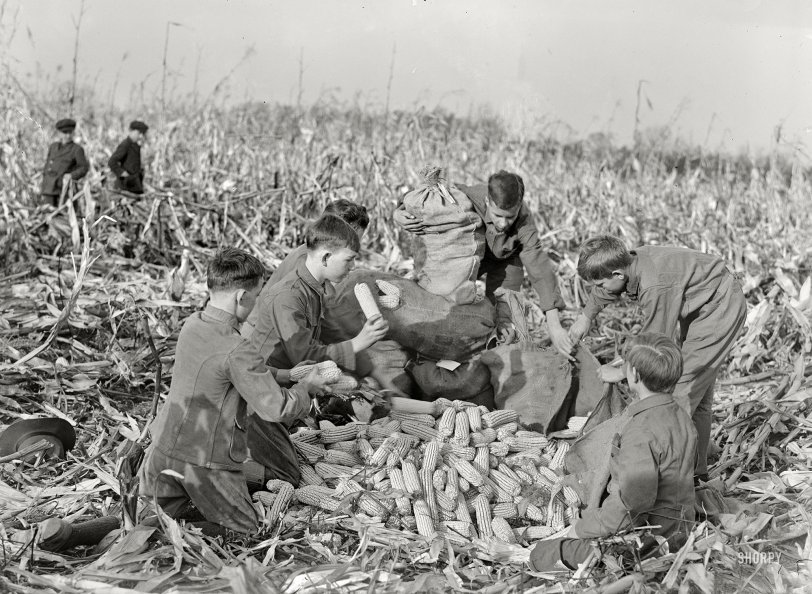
xmin=129 ymin=120 xmax=149 ymax=134
xmin=0 ymin=418 xmax=77 ymax=460
xmin=55 ymin=118 xmax=76 ymax=132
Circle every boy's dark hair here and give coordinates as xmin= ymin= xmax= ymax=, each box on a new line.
xmin=323 ymin=199 xmax=369 ymax=230
xmin=207 ymin=247 xmax=265 ymax=292
xmin=624 ymin=333 xmax=683 ymax=393
xmin=487 ymin=170 xmax=525 ymax=210
xmin=577 ymin=235 xmax=633 ymax=280
xmin=306 ymin=214 xmax=361 ymax=252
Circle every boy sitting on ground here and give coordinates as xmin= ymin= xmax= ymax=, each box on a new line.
xmin=568 ymin=236 xmax=746 ymax=482
xmin=529 ymin=333 xmax=697 ymax=571
xmin=138 ymin=247 xmax=328 ymax=534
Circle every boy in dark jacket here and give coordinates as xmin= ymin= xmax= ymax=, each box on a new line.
xmin=568 ymin=236 xmax=746 ymax=481
xmin=40 ymin=118 xmax=89 ymax=206
xmin=394 ymin=171 xmax=574 ymax=359
xmin=139 ymin=247 xmax=328 ymax=534
xmin=530 ymin=333 xmax=697 ymax=571
xmin=108 ymin=120 xmax=148 ymax=194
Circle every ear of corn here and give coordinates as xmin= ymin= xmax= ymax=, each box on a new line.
xmin=492 ymin=502 xmax=518 ymax=519
xmin=447 ymin=455 xmax=485 ymax=487
xmin=413 ymin=499 xmax=435 ymax=539
xmin=465 ymin=406 xmax=482 ymax=432
xmin=321 ymin=424 xmax=365 ymax=444
xmin=470 ymin=428 xmax=497 ymax=446
xmin=491 ymin=517 xmax=517 ymax=544
xmin=482 ymin=409 xmax=518 ymax=428
xmin=268 ymin=481 xmax=294 ymax=527
xmin=549 ymin=441 xmax=570 ymax=471
xmin=453 ymin=411 xmax=470 ymax=443
xmin=354 ymin=282 xmax=382 ymax=320
xmin=299 ymin=464 xmax=326 ymax=486
xmin=390 ymin=412 xmax=435 ymax=426
xmin=437 ymin=407 xmax=457 ymax=438
xmin=324 ymin=449 xmax=362 ymax=467
xmin=294 ymin=441 xmax=327 ymax=464
xmin=401 ymin=460 xmax=422 ymax=496
xmin=252 ymin=491 xmax=277 ymax=506
xmin=473 ymin=494 xmax=493 ymax=539
xmin=400 ymin=420 xmax=439 ymax=442
xmin=295 ymin=485 xmax=340 ymax=511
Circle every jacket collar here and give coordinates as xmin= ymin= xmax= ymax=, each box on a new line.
xmin=625 ymin=251 xmax=641 ymax=298
xmin=296 ymin=259 xmax=326 ymax=296
xmin=202 ymin=304 xmax=240 ymax=331
xmin=626 ymin=392 xmax=675 ymax=417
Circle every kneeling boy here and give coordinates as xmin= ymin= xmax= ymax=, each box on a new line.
xmin=139 ymin=247 xmax=327 ymax=534
xmin=530 ymin=333 xmax=697 ymax=571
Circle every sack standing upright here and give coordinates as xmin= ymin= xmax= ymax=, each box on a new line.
xmin=402 ymin=166 xmax=485 ymax=305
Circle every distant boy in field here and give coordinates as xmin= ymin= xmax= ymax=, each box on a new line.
xmin=108 ymin=120 xmax=148 ymax=194
xmin=139 ymin=247 xmax=328 ymax=534
xmin=529 ymin=333 xmax=697 ymax=571
xmin=40 ymin=118 xmax=89 ymax=207
xmin=394 ymin=170 xmax=574 ymax=359
xmin=568 ymin=236 xmax=746 ymax=481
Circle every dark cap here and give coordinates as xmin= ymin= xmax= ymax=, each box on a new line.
xmin=0 ymin=417 xmax=77 ymax=460
xmin=129 ymin=120 xmax=149 ymax=133
xmin=55 ymin=118 xmax=76 ymax=132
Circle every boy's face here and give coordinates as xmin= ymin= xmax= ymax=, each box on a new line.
xmin=486 ymin=201 xmax=521 ymax=233
xmin=591 ymin=271 xmax=627 ymax=295
xmin=625 ymin=362 xmax=640 ymax=395
xmin=235 ymin=283 xmax=262 ymax=323
xmin=322 ymin=247 xmax=357 ymax=283
xmin=130 ymin=130 xmax=145 ymax=143
xmin=59 ymin=131 xmax=73 ymax=143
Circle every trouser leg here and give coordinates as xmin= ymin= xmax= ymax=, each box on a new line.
xmin=247 ymin=415 xmax=301 ymax=487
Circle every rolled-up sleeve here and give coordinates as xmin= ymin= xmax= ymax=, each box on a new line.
xmin=515 ymin=212 xmax=565 ymax=313
xmin=227 ymin=341 xmax=310 ymax=424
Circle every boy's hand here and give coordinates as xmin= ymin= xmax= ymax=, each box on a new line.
xmin=598 ymin=364 xmax=625 ymax=383
xmin=568 ymin=314 xmax=591 ymax=344
xmin=545 ymin=309 xmax=575 ymax=362
xmin=298 ymin=366 xmax=332 ymax=395
xmin=393 ymin=209 xmax=426 ymax=235
xmin=496 ymin=324 xmax=517 ymax=345
xmin=351 ymin=315 xmax=389 ymax=353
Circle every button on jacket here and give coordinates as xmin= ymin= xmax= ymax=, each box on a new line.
xmin=108 ymin=137 xmax=144 ymax=193
xmin=574 ymin=393 xmax=697 ymax=541
xmin=457 ymin=183 xmax=565 ymax=314
xmin=41 ymin=141 xmax=89 ymax=196
xmin=243 ymin=260 xmax=355 ymax=372
xmin=150 ymin=305 xmax=310 ymax=472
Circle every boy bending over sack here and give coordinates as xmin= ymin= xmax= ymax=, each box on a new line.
xmin=529 ymin=333 xmax=697 ymax=572
xmin=139 ymin=248 xmax=329 ymax=534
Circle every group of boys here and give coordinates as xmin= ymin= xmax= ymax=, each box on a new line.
xmin=134 ymin=169 xmax=745 ymax=571
xmin=39 ymin=118 xmax=149 ymax=206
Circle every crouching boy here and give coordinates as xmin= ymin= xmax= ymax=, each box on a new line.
xmin=568 ymin=236 xmax=746 ymax=481
xmin=529 ymin=333 xmax=697 ymax=572
xmin=139 ymin=247 xmax=328 ymax=534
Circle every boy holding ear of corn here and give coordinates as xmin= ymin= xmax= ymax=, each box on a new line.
xmin=529 ymin=333 xmax=697 ymax=572
xmin=139 ymin=247 xmax=329 ymax=534
xmin=244 ymin=215 xmax=388 ymax=473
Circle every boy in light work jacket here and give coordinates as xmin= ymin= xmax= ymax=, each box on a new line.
xmin=395 ymin=171 xmax=574 ymax=359
xmin=139 ymin=247 xmax=328 ymax=534
xmin=530 ymin=333 xmax=697 ymax=572
xmin=568 ymin=236 xmax=746 ymax=481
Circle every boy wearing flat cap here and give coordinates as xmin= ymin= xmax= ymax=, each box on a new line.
xmin=108 ymin=120 xmax=148 ymax=194
xmin=40 ymin=118 xmax=89 ymax=207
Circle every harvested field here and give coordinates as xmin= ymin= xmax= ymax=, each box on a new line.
xmin=1 ymin=83 xmax=811 ymax=593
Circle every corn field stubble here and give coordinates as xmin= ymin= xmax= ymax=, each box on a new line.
xmin=1 ymin=87 xmax=811 ymax=593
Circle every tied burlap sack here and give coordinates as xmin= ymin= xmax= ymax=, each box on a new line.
xmin=403 ymin=166 xmax=485 ymax=305
xmin=480 ymin=344 xmax=606 ymax=433
xmin=321 ymin=270 xmax=496 ymax=362
xmin=408 ymin=357 xmax=495 ymax=409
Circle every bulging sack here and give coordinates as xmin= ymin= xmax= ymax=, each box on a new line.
xmin=321 ymin=270 xmax=496 ymax=362
xmin=403 ymin=167 xmax=485 ymax=305
xmin=408 ymin=357 xmax=495 ymax=409
xmin=355 ymin=340 xmax=414 ymax=398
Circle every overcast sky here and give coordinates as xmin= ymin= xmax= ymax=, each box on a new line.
xmin=5 ymin=0 xmax=812 ymax=153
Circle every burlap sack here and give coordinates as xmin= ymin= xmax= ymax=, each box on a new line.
xmin=403 ymin=167 xmax=484 ymax=305
xmin=408 ymin=357 xmax=495 ymax=409
xmin=355 ymin=340 xmax=414 ymax=398
xmin=321 ymin=270 xmax=496 ymax=362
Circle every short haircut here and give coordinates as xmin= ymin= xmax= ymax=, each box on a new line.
xmin=207 ymin=247 xmax=265 ymax=292
xmin=577 ymin=235 xmax=633 ymax=281
xmin=305 ymin=214 xmax=361 ymax=253
xmin=487 ymin=171 xmax=525 ymax=210
xmin=624 ymin=333 xmax=683 ymax=393
xmin=323 ymin=199 xmax=370 ymax=230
